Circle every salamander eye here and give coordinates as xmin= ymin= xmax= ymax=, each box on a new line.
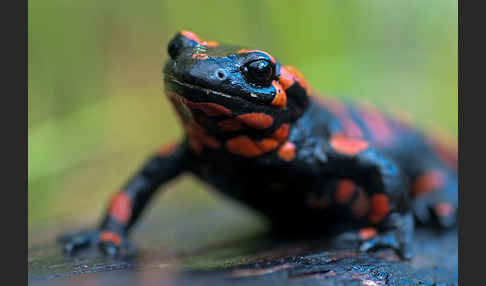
xmin=241 ymin=59 xmax=274 ymax=86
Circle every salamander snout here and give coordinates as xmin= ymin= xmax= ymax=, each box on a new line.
xmin=168 ymin=35 xmax=187 ymax=59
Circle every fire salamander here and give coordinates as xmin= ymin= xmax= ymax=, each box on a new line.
xmin=60 ymin=31 xmax=457 ymax=259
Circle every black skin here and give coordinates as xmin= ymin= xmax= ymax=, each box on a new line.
xmin=59 ymin=31 xmax=457 ymax=259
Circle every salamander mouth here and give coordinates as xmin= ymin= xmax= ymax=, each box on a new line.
xmin=163 ymin=75 xmax=239 ymax=102
xmin=163 ymin=74 xmax=281 ymax=121
xmin=163 ymin=74 xmax=275 ymax=110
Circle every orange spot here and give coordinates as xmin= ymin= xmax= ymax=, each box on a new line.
xmin=221 ymin=123 xmax=289 ymax=157
xmin=226 ymin=136 xmax=263 ymax=157
xmin=351 ymin=188 xmax=370 ymax=218
xmin=197 ymin=131 xmax=221 ymax=148
xmin=180 ymin=30 xmax=201 ymax=43
xmin=186 ymin=123 xmax=221 ymax=150
xmin=192 ymin=53 xmax=209 ymax=60
xmin=434 ymin=141 xmax=458 ymax=170
xmin=272 ymin=124 xmax=290 ymax=141
xmin=158 ymin=142 xmax=177 ymax=157
xmin=218 ymin=118 xmax=243 ymax=132
xmin=335 ymin=180 xmax=356 ymax=204
xmin=180 ymin=30 xmax=219 ymax=47
xmin=237 ymin=113 xmax=274 ymax=129
xmin=256 ymin=138 xmax=279 ymax=152
xmin=184 ymin=100 xmax=232 ymax=117
xmin=99 ymin=231 xmax=122 ymax=246
xmin=226 ymin=135 xmax=281 ymax=158
xmin=278 ymin=65 xmax=295 ymax=90
xmin=281 ymin=65 xmax=310 ymax=94
xmin=108 ymin=192 xmax=132 ymax=223
xmin=369 ymin=194 xmax=390 ymax=224
xmin=271 ymin=81 xmax=287 ymax=108
xmin=237 ymin=49 xmax=276 ymax=63
xmin=192 ymin=123 xmax=221 ymax=148
xmin=411 ymin=170 xmax=446 ymax=197
xmin=435 ymin=202 xmax=454 ymax=217
xmin=359 ymin=102 xmax=394 ymax=145
xmin=202 ymin=40 xmax=219 ymax=47
xmin=330 ymin=134 xmax=369 ymax=155
xmin=359 ymin=227 xmax=377 ymax=240
xmin=319 ymin=99 xmax=363 ymax=138
xmin=277 ymin=141 xmax=296 ymax=161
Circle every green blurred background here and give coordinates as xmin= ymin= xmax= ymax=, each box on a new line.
xmin=28 ymin=0 xmax=457 ymax=242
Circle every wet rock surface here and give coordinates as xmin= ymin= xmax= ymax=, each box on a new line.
xmin=29 ymin=226 xmax=457 ymax=286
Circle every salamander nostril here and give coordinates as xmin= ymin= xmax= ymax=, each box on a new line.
xmin=215 ymin=69 xmax=227 ymax=81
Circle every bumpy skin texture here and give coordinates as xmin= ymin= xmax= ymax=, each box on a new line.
xmin=59 ymin=31 xmax=457 ymax=259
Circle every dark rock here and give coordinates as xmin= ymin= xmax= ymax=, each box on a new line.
xmin=29 ymin=227 xmax=457 ymax=285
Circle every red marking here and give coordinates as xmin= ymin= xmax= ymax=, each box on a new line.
xmin=277 ymin=141 xmax=296 ymax=161
xmin=237 ymin=49 xmax=276 ymax=63
xmin=330 ymin=134 xmax=369 ymax=156
xmin=180 ymin=30 xmax=219 ymax=47
xmin=180 ymin=30 xmax=201 ymax=43
xmin=197 ymin=131 xmax=221 ymax=148
xmin=223 ymin=123 xmax=290 ymax=157
xmin=192 ymin=53 xmax=209 ymax=60
xmin=158 ymin=142 xmax=177 ymax=157
xmin=278 ymin=65 xmax=295 ymax=90
xmin=226 ymin=136 xmax=280 ymax=157
xmin=359 ymin=227 xmax=377 ymax=240
xmin=190 ymin=123 xmax=221 ymax=148
xmin=183 ymin=100 xmax=232 ymax=117
xmin=223 ymin=122 xmax=291 ymax=158
xmin=359 ymin=103 xmax=394 ymax=145
xmin=257 ymin=138 xmax=279 ymax=152
xmin=272 ymin=124 xmax=290 ymax=141
xmin=281 ymin=65 xmax=310 ymax=94
xmin=237 ymin=113 xmax=274 ymax=129
xmin=369 ymin=194 xmax=390 ymax=224
xmin=99 ymin=231 xmax=122 ymax=246
xmin=411 ymin=170 xmax=446 ymax=197
xmin=203 ymin=40 xmax=219 ymax=47
xmin=226 ymin=136 xmax=263 ymax=157
xmin=108 ymin=192 xmax=132 ymax=223
xmin=434 ymin=141 xmax=458 ymax=170
xmin=271 ymin=81 xmax=287 ymax=108
xmin=319 ymin=99 xmax=363 ymax=138
xmin=351 ymin=188 xmax=370 ymax=218
xmin=335 ymin=180 xmax=355 ymax=204
xmin=218 ymin=118 xmax=243 ymax=132
xmin=185 ymin=123 xmax=221 ymax=153
xmin=435 ymin=202 xmax=454 ymax=217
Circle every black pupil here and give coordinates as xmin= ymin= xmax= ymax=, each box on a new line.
xmin=245 ymin=60 xmax=273 ymax=86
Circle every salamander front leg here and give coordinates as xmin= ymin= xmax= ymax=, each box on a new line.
xmin=59 ymin=142 xmax=190 ymax=257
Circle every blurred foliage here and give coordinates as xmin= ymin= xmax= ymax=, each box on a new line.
xmin=28 ymin=0 xmax=457 ymax=232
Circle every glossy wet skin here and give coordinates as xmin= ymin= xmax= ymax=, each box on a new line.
xmin=59 ymin=30 xmax=457 ymax=260
xmin=163 ymin=31 xmax=309 ymax=141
